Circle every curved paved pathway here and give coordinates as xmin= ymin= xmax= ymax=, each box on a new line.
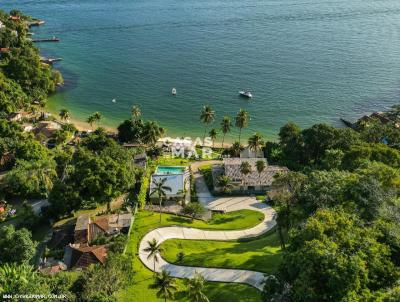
xmin=139 ymin=162 xmax=277 ymax=290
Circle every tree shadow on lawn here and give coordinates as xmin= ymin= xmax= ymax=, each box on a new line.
xmin=208 ymin=214 xmax=242 ymax=225
xmin=167 ymin=216 xmax=193 ymax=225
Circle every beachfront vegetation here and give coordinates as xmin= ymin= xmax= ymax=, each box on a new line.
xmin=200 ymin=105 xmax=215 ymax=144
xmin=235 ymin=108 xmax=249 ymax=143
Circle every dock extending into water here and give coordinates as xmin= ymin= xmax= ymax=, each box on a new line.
xmin=28 ymin=20 xmax=45 ymax=27
xmin=40 ymin=57 xmax=62 ymax=65
xmin=32 ymin=37 xmax=60 ymax=43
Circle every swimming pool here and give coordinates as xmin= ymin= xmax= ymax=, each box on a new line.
xmin=155 ymin=166 xmax=186 ymax=175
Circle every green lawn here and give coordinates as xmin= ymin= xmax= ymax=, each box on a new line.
xmin=160 ymin=231 xmax=283 ymax=274
xmin=117 ymin=210 xmax=264 ymax=302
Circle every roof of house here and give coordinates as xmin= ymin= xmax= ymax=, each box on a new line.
xmin=49 ymin=225 xmax=74 ymax=250
xmin=64 ymin=244 xmax=107 ymax=269
xmin=223 ymin=157 xmax=289 ymax=186
xmin=39 ymin=260 xmax=67 ymax=274
xmin=75 ymin=214 xmax=90 ymax=231
xmin=33 ymin=121 xmax=62 ymax=139
xmin=150 ymin=173 xmax=188 ymax=196
xmin=134 ymin=153 xmax=147 ymax=168
xmin=74 ymin=213 xmax=133 ymax=242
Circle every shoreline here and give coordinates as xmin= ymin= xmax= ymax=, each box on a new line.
xmin=49 ymin=108 xmax=234 ymax=148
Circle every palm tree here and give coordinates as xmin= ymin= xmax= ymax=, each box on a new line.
xmin=248 ymin=132 xmax=265 ymax=157
xmin=59 ymin=108 xmax=70 ymax=122
xmin=230 ymin=141 xmax=244 ymax=157
xmin=143 ymin=121 xmax=164 ymax=146
xmin=255 ymin=160 xmax=266 ymax=188
xmin=0 ymin=263 xmax=35 ymax=294
xmin=220 ymin=116 xmax=232 ymax=148
xmin=240 ymin=161 xmax=251 ymax=191
xmin=93 ymin=111 xmax=102 ymax=127
xmin=131 ymin=105 xmax=141 ymax=121
xmin=200 ymin=106 xmax=215 ymax=146
xmin=185 ymin=272 xmax=209 ymax=302
xmin=87 ymin=114 xmax=96 ymax=130
xmin=209 ymin=128 xmax=218 ymax=148
xmin=150 ymin=178 xmax=172 ymax=223
xmin=151 ymin=269 xmax=177 ymax=302
xmin=217 ymin=175 xmax=234 ymax=194
xmin=143 ymin=239 xmax=163 ymax=276
xmin=235 ymin=109 xmax=249 ymax=143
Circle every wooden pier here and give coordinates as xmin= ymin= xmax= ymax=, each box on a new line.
xmin=32 ymin=37 xmax=60 ymax=43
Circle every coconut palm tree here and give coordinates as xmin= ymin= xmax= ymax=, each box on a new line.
xmin=143 ymin=238 xmax=163 ymax=276
xmin=151 ymin=269 xmax=177 ymax=302
xmin=229 ymin=141 xmax=244 ymax=157
xmin=220 ymin=116 xmax=232 ymax=148
xmin=87 ymin=114 xmax=96 ymax=130
xmin=200 ymin=106 xmax=215 ymax=145
xmin=150 ymin=177 xmax=172 ymax=223
xmin=217 ymin=175 xmax=234 ymax=194
xmin=235 ymin=109 xmax=249 ymax=143
xmin=131 ymin=105 xmax=141 ymax=121
xmin=93 ymin=111 xmax=102 ymax=127
xmin=255 ymin=160 xmax=266 ymax=188
xmin=59 ymin=108 xmax=70 ymax=122
xmin=248 ymin=132 xmax=265 ymax=157
xmin=240 ymin=161 xmax=251 ymax=191
xmin=185 ymin=272 xmax=209 ymax=302
xmin=209 ymin=128 xmax=218 ymax=148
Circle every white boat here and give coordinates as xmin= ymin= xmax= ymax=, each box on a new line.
xmin=112 ymin=98 xmax=117 ymax=103
xmin=239 ymin=91 xmax=253 ymax=98
xmin=171 ymin=88 xmax=177 ymax=96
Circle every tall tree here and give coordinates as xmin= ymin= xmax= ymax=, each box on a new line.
xmin=271 ymin=171 xmax=307 ymax=229
xmin=185 ymin=272 xmax=209 ymax=302
xmin=255 ymin=160 xmax=266 ymax=187
xmin=93 ymin=111 xmax=102 ymax=127
xmin=143 ymin=239 xmax=164 ymax=276
xmin=229 ymin=141 xmax=244 ymax=157
xmin=131 ymin=105 xmax=141 ymax=121
xmin=239 ymin=161 xmax=251 ymax=191
xmin=220 ymin=116 xmax=232 ymax=148
xmin=200 ymin=106 xmax=215 ymax=145
xmin=217 ymin=175 xmax=234 ymax=194
xmin=150 ymin=177 xmax=172 ymax=223
xmin=235 ymin=108 xmax=249 ymax=143
xmin=208 ymin=128 xmax=218 ymax=148
xmin=151 ymin=270 xmax=177 ymax=302
xmin=59 ymin=108 xmax=70 ymax=122
xmin=248 ymin=132 xmax=265 ymax=157
xmin=87 ymin=114 xmax=96 ymax=130
xmin=143 ymin=121 xmax=164 ymax=146
xmin=0 ymin=225 xmax=36 ymax=265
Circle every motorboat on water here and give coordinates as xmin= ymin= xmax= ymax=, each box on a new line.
xmin=239 ymin=90 xmax=253 ymax=98
xmin=171 ymin=88 xmax=177 ymax=96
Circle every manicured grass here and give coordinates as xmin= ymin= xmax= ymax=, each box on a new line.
xmin=153 ymin=157 xmax=192 ymax=167
xmin=117 ymin=210 xmax=263 ymax=302
xmin=160 ymin=231 xmax=283 ymax=274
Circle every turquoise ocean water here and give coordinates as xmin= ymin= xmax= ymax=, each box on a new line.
xmin=2 ymin=0 xmax=400 ymax=140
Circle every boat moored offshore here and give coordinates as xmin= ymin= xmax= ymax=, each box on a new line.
xmin=239 ymin=90 xmax=253 ymax=98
